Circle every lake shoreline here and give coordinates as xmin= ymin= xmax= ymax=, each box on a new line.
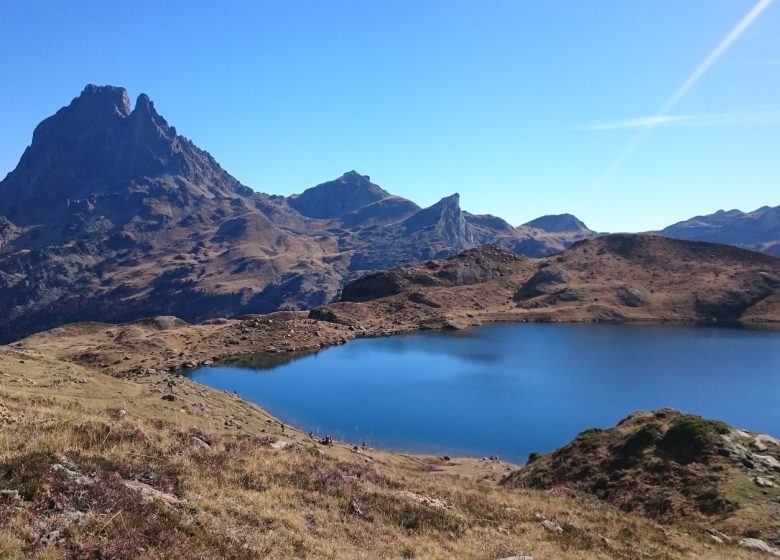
xmin=190 ymin=321 xmax=780 ymax=464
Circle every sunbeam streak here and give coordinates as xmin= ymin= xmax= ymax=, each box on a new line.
xmin=591 ymin=0 xmax=775 ymax=190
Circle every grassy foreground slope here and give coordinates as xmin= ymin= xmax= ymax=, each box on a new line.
xmin=0 ymin=347 xmax=769 ymax=560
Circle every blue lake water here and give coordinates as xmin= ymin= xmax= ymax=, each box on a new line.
xmin=189 ymin=323 xmax=780 ymax=463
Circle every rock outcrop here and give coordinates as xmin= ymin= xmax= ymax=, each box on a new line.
xmin=514 ymin=265 xmax=570 ymax=300
xmin=503 ymin=409 xmax=780 ymax=537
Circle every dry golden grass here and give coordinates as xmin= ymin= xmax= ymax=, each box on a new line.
xmin=0 ymin=392 xmax=767 ymax=560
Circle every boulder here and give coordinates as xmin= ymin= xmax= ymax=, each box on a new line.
xmin=514 ymin=265 xmax=570 ymax=300
xmin=739 ymin=538 xmax=780 ymax=556
xmin=616 ymin=286 xmax=645 ymax=307
xmin=408 ymin=292 xmax=442 ymax=308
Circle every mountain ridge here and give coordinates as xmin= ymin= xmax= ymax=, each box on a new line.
xmin=4 ymin=84 xmax=778 ymax=342
xmin=661 ymin=205 xmax=780 ymax=256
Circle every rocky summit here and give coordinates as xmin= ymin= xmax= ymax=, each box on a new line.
xmin=0 ymin=85 xmax=595 ymax=343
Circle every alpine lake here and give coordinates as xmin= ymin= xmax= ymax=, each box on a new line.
xmin=189 ymin=323 xmax=780 ymax=463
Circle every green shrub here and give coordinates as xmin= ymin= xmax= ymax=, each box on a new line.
xmin=658 ymin=415 xmax=729 ymax=463
xmin=574 ymin=428 xmax=604 ymax=445
xmin=620 ymin=421 xmax=663 ymax=455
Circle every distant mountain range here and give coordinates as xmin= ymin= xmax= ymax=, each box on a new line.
xmin=0 ymin=85 xmax=594 ymax=341
xmin=661 ymin=206 xmax=780 ymax=257
xmin=0 ymin=85 xmax=777 ymax=341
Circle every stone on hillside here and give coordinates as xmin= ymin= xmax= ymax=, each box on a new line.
xmin=739 ymin=537 xmax=780 ymax=556
xmin=753 ymin=438 xmax=770 ymax=452
xmin=191 ymin=436 xmax=211 ymax=450
xmin=514 ymin=265 xmax=570 ymax=300
xmin=408 ymin=291 xmax=442 ymax=308
xmin=755 ymin=454 xmax=780 ymax=471
xmin=616 ymin=286 xmax=645 ymax=307
xmin=123 ymin=479 xmax=184 ymax=508
xmin=754 ymin=476 xmax=775 ymax=488
xmin=540 ymin=519 xmax=563 ymax=533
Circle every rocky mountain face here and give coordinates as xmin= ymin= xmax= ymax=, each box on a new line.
xmin=661 ymin=206 xmax=780 ymax=257
xmin=0 ymin=85 xmax=597 ymax=342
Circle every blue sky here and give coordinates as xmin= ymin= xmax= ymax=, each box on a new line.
xmin=1 ymin=1 xmax=779 ymax=232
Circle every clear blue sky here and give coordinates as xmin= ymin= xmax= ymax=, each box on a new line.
xmin=1 ymin=1 xmax=779 ymax=232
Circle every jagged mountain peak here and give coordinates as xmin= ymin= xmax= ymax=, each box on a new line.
xmin=402 ymin=193 xmax=472 ymax=249
xmin=74 ymin=84 xmax=132 ymax=117
xmin=0 ymin=84 xmax=248 ymax=225
xmin=132 ymin=92 xmax=166 ymax=124
xmin=434 ymin=192 xmax=460 ymax=207
xmin=405 ymin=194 xmax=461 ymax=228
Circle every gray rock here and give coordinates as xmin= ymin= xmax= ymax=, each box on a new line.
xmin=350 ymin=500 xmax=364 ymax=517
xmin=540 ymin=519 xmax=563 ymax=533
xmin=616 ymin=286 xmax=645 ymax=307
xmin=51 ymin=463 xmax=94 ymax=486
xmin=408 ymin=291 xmax=442 ymax=308
xmin=515 ymin=265 xmax=570 ymax=300
xmin=707 ymin=528 xmax=731 ymax=543
xmin=191 ymin=436 xmax=211 ymax=450
xmin=753 ymin=438 xmax=770 ymax=452
xmin=739 ymin=537 xmax=780 ymax=556
xmin=123 ymin=479 xmax=184 ymax=507
xmin=39 ymin=530 xmax=62 ymax=547
xmin=755 ymin=454 xmax=780 ymax=471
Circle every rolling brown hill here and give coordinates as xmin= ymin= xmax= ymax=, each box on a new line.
xmin=313 ymin=233 xmax=780 ymax=332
